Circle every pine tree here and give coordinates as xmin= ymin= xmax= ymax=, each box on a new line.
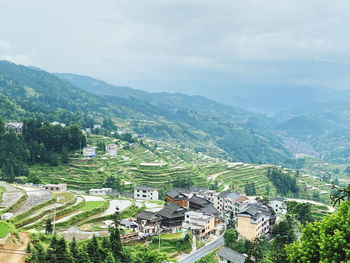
xmin=87 ymin=235 xmax=102 ymax=262
xmin=61 ymin=146 xmax=69 ymax=164
xmin=45 ymin=218 xmax=53 ymax=234
xmin=109 ymin=211 xmax=122 ymax=259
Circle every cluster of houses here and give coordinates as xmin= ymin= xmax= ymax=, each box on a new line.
xmin=132 ymin=185 xmax=285 ymax=241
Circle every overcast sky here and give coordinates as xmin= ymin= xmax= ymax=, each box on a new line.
xmin=1 ymin=0 xmax=350 ymax=93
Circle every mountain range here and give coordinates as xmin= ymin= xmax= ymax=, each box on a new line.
xmin=2 ymin=60 xmax=350 ymax=163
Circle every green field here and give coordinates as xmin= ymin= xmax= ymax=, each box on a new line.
xmin=80 ymin=201 xmax=105 ymax=212
xmin=0 ymin=222 xmax=10 ymax=238
xmin=27 ymin=135 xmax=333 ymax=204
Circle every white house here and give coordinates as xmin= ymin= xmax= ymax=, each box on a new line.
xmin=106 ymin=144 xmax=118 ymax=156
xmin=217 ymin=247 xmax=246 ymax=263
xmin=89 ymin=188 xmax=112 ymax=195
xmin=269 ymin=197 xmax=287 ymax=215
xmin=93 ymin=124 xmax=101 ymax=130
xmin=134 ymin=186 xmax=158 ymax=200
xmin=83 ymin=147 xmax=97 ymax=158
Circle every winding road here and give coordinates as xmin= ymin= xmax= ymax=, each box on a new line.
xmin=179 ymin=236 xmax=224 ymax=263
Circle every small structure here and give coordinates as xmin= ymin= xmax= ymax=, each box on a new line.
xmin=156 ymin=203 xmax=187 ymax=227
xmin=134 ymin=186 xmax=158 ymax=200
xmin=182 ymin=211 xmax=215 ymax=237
xmin=93 ymin=124 xmax=101 ymax=130
xmin=51 ymin=122 xmax=66 ymax=127
xmin=106 ymin=144 xmax=118 ymax=156
xmin=44 ymin=183 xmax=67 ymax=191
xmin=83 ymin=147 xmax=97 ymax=158
xmin=217 ymin=247 xmax=246 ymax=263
xmin=120 ymin=219 xmax=138 ymax=230
xmin=1 ymin=213 xmax=14 ymax=220
xmin=166 ymin=190 xmax=189 ymax=209
xmin=89 ymin=188 xmax=112 ymax=195
xmin=136 ymin=211 xmax=162 ymax=234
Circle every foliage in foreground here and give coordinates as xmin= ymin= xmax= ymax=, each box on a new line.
xmin=286 ymin=201 xmax=350 ymax=263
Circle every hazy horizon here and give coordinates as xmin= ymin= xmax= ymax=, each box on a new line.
xmin=2 ymin=1 xmax=350 ymax=96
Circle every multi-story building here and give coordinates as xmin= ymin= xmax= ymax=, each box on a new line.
xmin=136 ymin=211 xmax=162 ymax=234
xmin=134 ymin=186 xmax=159 ymax=200
xmin=269 ymin=197 xmax=287 ymax=215
xmin=182 ymin=211 xmax=215 ymax=237
xmin=237 ymin=203 xmax=274 ymax=241
xmin=156 ymin=203 xmax=187 ymax=227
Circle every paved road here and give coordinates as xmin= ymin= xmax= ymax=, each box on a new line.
xmin=179 ymin=236 xmax=224 ymax=263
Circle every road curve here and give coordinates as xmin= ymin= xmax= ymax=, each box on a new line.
xmin=179 ymin=236 xmax=224 ymax=263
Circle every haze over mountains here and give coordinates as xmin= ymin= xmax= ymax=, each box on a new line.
xmin=1 ymin=60 xmax=350 ymax=164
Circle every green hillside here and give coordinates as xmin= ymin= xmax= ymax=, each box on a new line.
xmin=0 ymin=61 xmax=291 ymax=164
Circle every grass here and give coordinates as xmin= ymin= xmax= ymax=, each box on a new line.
xmin=0 ymin=222 xmax=10 ymax=238
xmin=80 ymin=201 xmax=104 ymax=212
xmin=147 ymin=200 xmax=163 ymax=205
xmin=161 ymin=231 xmax=187 ymax=239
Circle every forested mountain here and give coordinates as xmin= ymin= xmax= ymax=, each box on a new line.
xmin=0 ymin=61 xmax=291 ymax=164
xmin=57 ymin=72 xmax=290 ymax=163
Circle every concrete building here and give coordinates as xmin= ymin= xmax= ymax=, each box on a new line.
xmin=237 ymin=203 xmax=274 ymax=241
xmin=134 ymin=186 xmax=159 ymax=200
xmin=106 ymin=144 xmax=118 ymax=156
xmin=89 ymin=188 xmax=112 ymax=195
xmin=217 ymin=247 xmax=246 ymax=263
xmin=83 ymin=147 xmax=97 ymax=158
xmin=44 ymin=183 xmax=67 ymax=191
xmin=269 ymin=197 xmax=287 ymax=215
xmin=182 ymin=211 xmax=215 ymax=237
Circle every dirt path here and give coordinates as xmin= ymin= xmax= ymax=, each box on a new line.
xmin=207 ymin=170 xmax=231 ymax=181
xmin=0 ymin=232 xmax=30 ymax=263
xmin=0 ymin=182 xmax=24 ymax=209
xmin=14 ymin=186 xmax=52 ymax=216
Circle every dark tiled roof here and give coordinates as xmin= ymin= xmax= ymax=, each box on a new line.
xmin=173 ymin=187 xmax=191 ymax=194
xmin=189 ymin=195 xmax=211 ymax=206
xmin=199 ymin=204 xmax=221 ymax=216
xmin=218 ymin=191 xmax=231 ymax=198
xmin=137 ymin=211 xmax=161 ymax=221
xmin=217 ymin=247 xmax=246 ymax=263
xmin=166 ymin=190 xmax=188 ymax=200
xmin=135 ymin=185 xmax=156 ymax=191
xmin=156 ymin=203 xmax=187 ymax=219
xmin=239 ymin=203 xmax=272 ymax=220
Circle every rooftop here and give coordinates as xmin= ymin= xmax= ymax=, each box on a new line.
xmin=166 ymin=190 xmax=188 ymax=200
xmin=134 ymin=185 xmax=157 ymax=191
xmin=156 ymin=203 xmax=187 ymax=219
xmin=137 ymin=211 xmax=161 ymax=221
xmin=217 ymin=247 xmax=246 ymax=263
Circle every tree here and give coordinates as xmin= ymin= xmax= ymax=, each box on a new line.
xmin=61 ymin=146 xmax=69 ymax=164
xmin=244 ymin=182 xmax=256 ymax=196
xmin=45 ymin=218 xmax=53 ymax=234
xmin=224 ymin=228 xmax=238 ymax=247
xmin=109 ymin=210 xmax=122 ymax=259
xmin=286 ymin=201 xmax=350 ymax=262
xmin=270 ymin=215 xmax=296 ymax=263
xmin=103 ymin=176 xmax=121 ymax=190
xmin=87 ymin=235 xmax=102 ymax=262
xmin=0 ymin=117 xmax=4 ymax=135
xmin=227 ymin=211 xmax=236 ymax=229
xmin=286 ymin=201 xmax=313 ymax=225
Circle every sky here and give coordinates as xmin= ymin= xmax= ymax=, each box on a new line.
xmin=1 ymin=0 xmax=350 ymax=94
